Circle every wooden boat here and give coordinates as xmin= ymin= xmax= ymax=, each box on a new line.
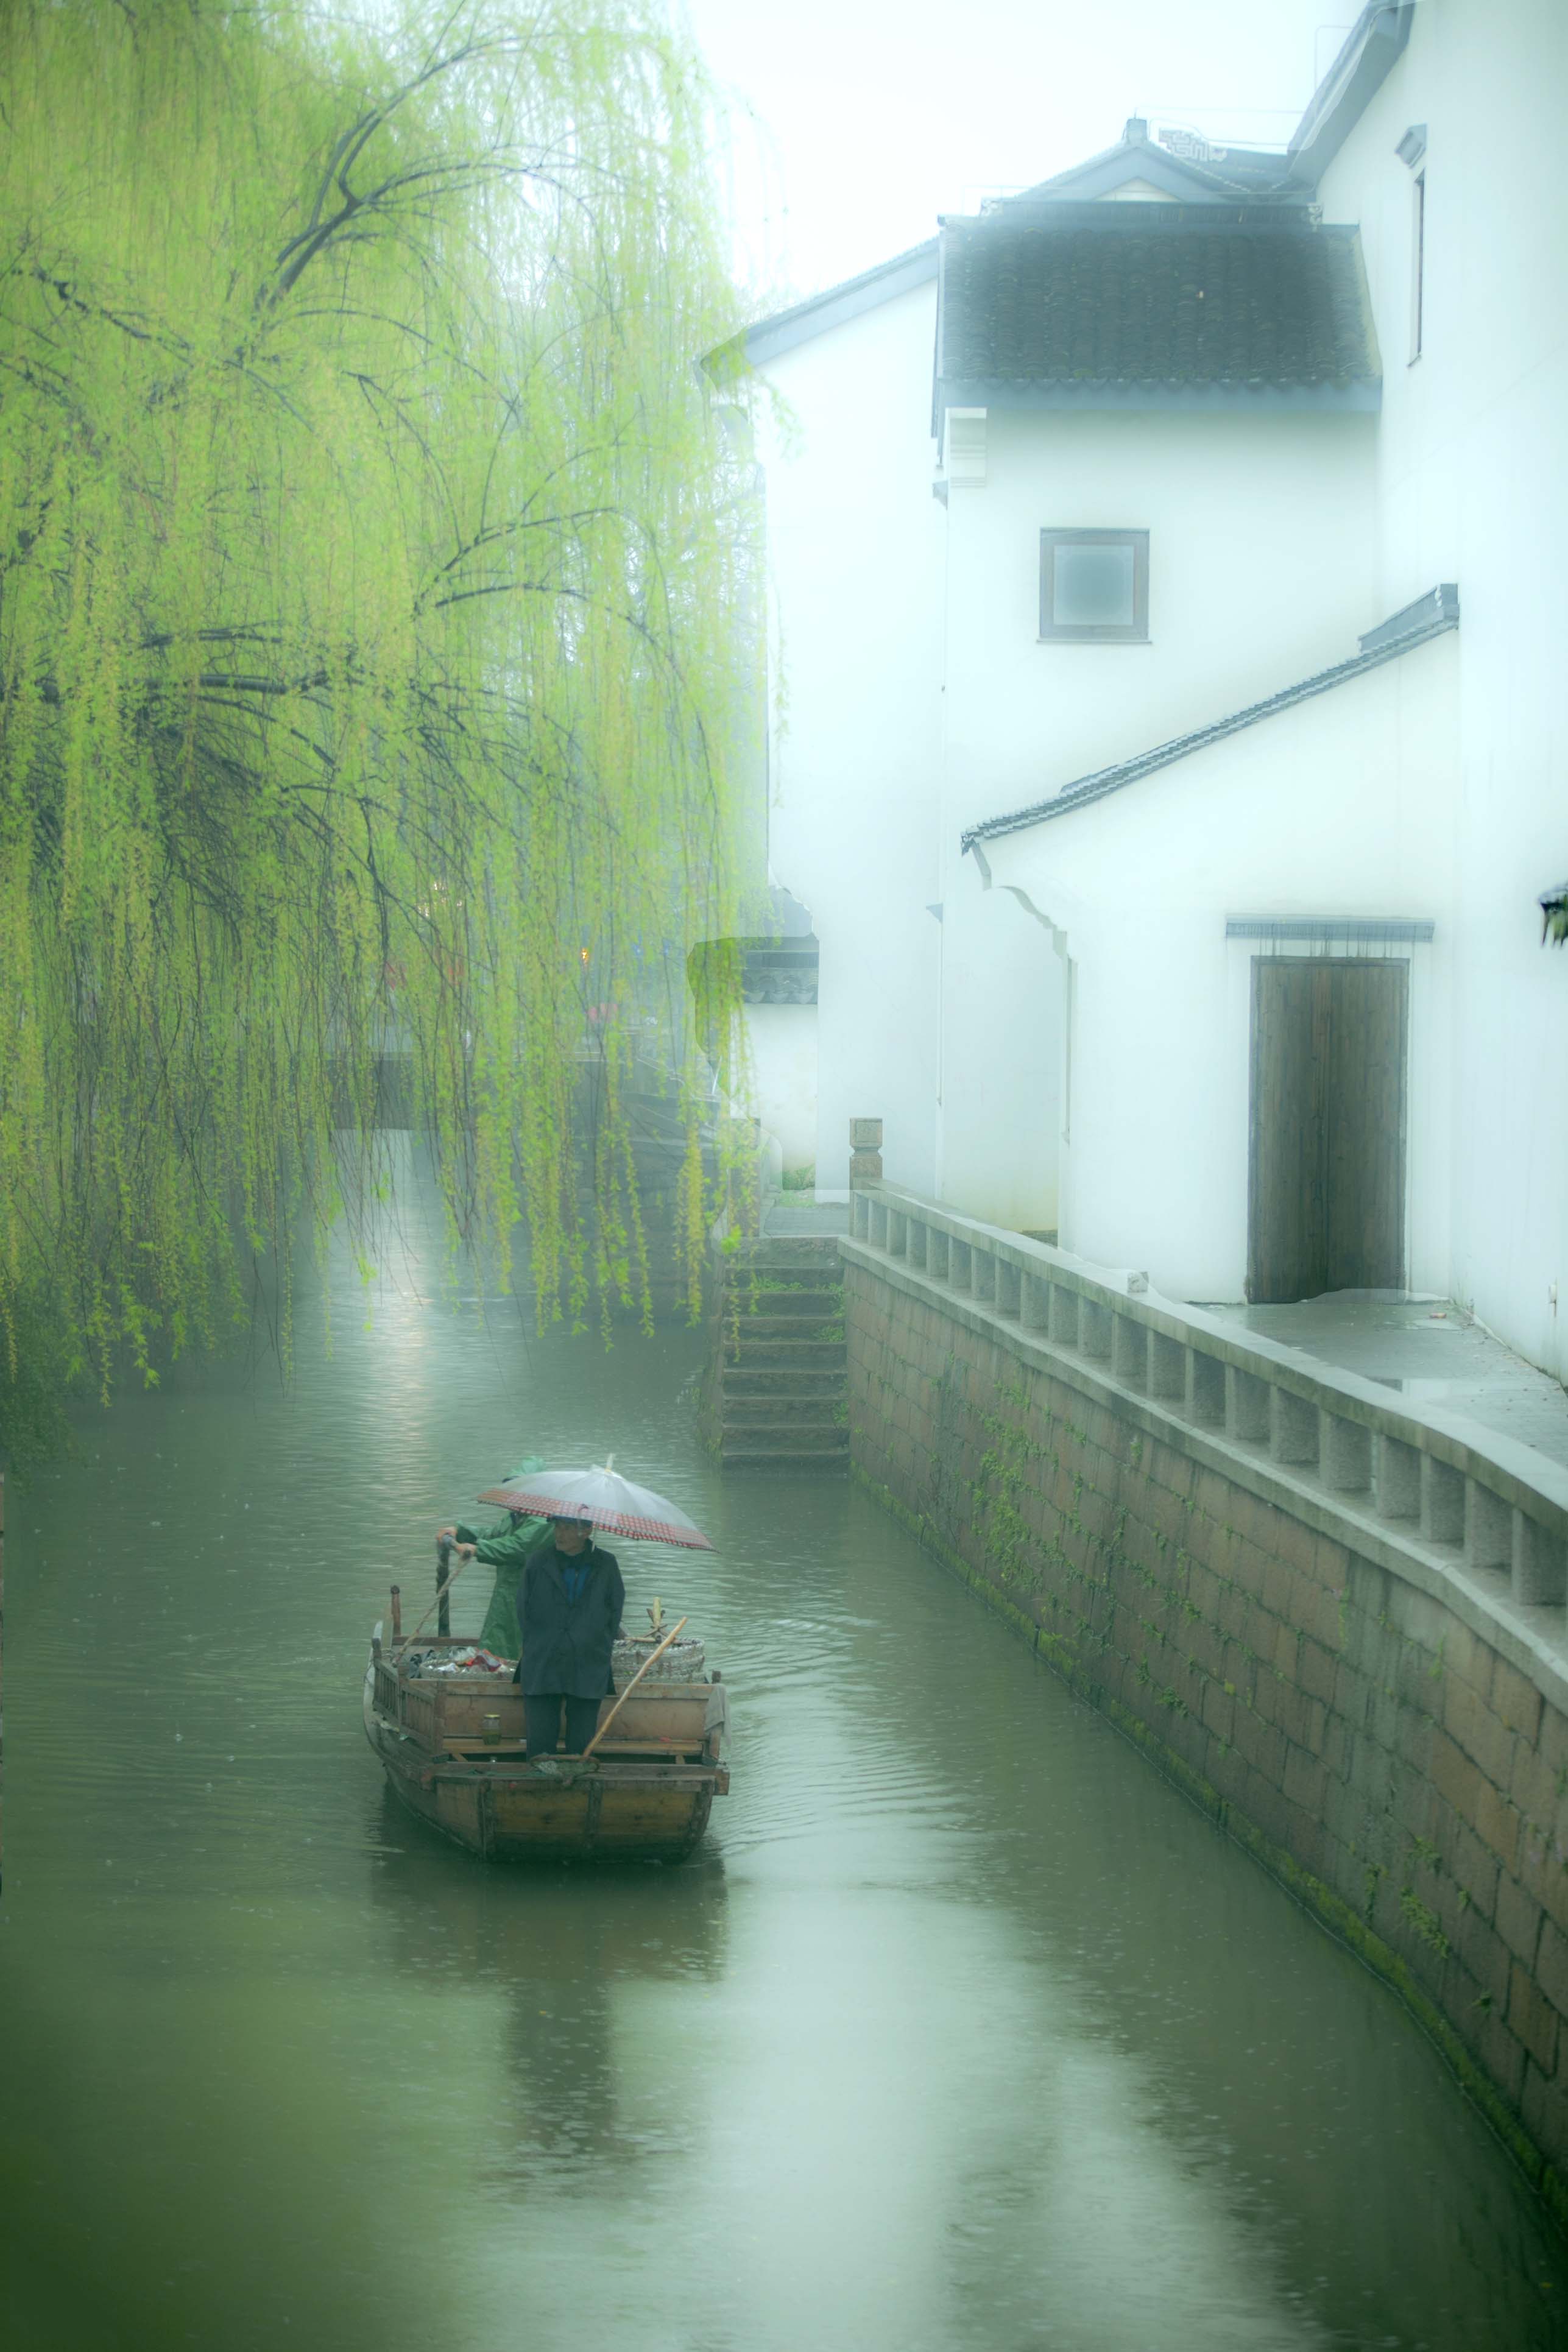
xmin=364 ymin=1625 xmax=728 ymax=1862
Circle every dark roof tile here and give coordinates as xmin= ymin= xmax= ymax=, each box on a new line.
xmin=938 ymin=205 xmax=1379 ymax=394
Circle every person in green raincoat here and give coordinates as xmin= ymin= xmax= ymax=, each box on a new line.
xmin=437 ymin=1457 xmax=550 ymax=1661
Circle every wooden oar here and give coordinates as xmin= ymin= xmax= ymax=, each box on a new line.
xmin=581 ymin=1616 xmax=689 ymax=1759
xmin=405 ymin=1538 xmax=469 ymax=1644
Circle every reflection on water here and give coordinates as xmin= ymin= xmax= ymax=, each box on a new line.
xmin=2 ymin=1144 xmax=1564 ymax=2350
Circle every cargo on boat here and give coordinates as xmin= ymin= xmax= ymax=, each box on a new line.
xmin=364 ymin=1623 xmax=729 ymax=1862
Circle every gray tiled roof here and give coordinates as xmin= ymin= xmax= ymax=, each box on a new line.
xmin=938 ymin=205 xmax=1379 ymax=399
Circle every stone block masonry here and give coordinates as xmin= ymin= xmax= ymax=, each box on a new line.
xmin=842 ymin=1187 xmax=1568 ymax=2223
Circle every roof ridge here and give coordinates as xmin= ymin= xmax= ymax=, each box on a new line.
xmin=945 ymin=202 xmax=1331 ymax=233
xmin=1012 ymin=131 xmax=1302 ymax=209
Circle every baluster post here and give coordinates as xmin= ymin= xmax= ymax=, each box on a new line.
xmin=849 ymin=1118 xmax=883 ymax=1187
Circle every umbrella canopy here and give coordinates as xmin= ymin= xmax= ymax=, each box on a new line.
xmin=476 ymin=1461 xmax=713 ymax=1550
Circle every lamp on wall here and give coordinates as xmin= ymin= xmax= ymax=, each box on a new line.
xmin=1539 ymin=883 xmax=1568 ymax=945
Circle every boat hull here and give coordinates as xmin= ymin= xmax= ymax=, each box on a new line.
xmin=367 ymin=1707 xmax=721 ymax=1862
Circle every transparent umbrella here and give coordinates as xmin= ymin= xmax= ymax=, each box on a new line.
xmin=476 ymin=1457 xmax=713 ymax=1550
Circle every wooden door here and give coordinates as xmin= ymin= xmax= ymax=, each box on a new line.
xmin=1248 ymin=957 xmax=1408 ymax=1303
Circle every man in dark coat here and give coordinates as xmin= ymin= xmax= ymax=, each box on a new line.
xmin=517 ymin=1511 xmax=625 ymax=1757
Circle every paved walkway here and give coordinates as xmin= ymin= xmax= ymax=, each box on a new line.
xmin=1206 ymin=1295 xmax=1568 ymax=1473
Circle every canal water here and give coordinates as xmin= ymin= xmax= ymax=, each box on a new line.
xmin=3 ymin=1160 xmax=1566 ymax=2352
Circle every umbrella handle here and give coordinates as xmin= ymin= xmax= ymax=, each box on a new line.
xmin=581 ymin=1618 xmax=688 ymax=1759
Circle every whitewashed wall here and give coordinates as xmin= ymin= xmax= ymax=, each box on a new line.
xmin=935 ymin=881 xmax=1063 ymax=1235
xmin=743 ymin=1001 xmax=818 ymax=1175
xmin=1316 ymin=0 xmax=1568 ymax=1376
xmin=933 ymin=396 xmax=1379 ymax=1249
xmin=754 ymin=283 xmax=945 ymax=1199
xmin=981 ymin=629 xmax=1461 ymax=1302
xmin=940 ymin=405 xmax=1379 ymax=828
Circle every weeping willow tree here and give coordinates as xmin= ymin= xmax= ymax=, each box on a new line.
xmin=0 ymin=0 xmax=761 ymax=1464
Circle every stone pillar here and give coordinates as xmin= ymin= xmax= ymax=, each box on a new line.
xmin=850 ymin=1118 xmax=883 ymax=1187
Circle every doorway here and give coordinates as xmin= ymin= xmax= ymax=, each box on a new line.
xmin=1247 ymin=956 xmax=1408 ymax=1304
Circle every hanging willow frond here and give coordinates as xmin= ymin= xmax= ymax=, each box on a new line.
xmin=0 ymin=0 xmax=760 ymax=1458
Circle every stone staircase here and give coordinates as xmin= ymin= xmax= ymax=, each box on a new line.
xmin=705 ymin=1235 xmax=848 ymax=1471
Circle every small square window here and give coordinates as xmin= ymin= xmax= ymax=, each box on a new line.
xmin=1039 ymin=528 xmax=1150 ymax=643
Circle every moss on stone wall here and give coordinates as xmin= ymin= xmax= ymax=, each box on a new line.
xmin=844 ymin=1256 xmax=1568 ymax=2228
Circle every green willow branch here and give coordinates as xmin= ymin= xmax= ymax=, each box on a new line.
xmin=0 ymin=0 xmax=761 ymax=1463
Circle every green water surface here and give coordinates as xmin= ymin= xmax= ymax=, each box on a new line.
xmin=2 ymin=1159 xmax=1564 ymax=2351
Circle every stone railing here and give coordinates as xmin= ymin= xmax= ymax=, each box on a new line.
xmin=847 ymin=1179 xmax=1568 ymax=1690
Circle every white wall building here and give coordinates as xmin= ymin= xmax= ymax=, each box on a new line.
xmin=742 ymin=0 xmax=1568 ymax=1374
xmin=1312 ymin=0 xmax=1568 ymax=1374
xmin=746 ymin=259 xmax=946 ymax=1201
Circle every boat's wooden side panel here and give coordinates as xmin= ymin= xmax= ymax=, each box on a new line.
xmin=400 ymin=1679 xmax=442 ymax=1748
xmin=387 ymin=1667 xmax=710 ymax=1753
xmin=485 ymin=1787 xmax=596 ymax=1849
xmin=589 ymin=1787 xmax=713 ymax=1851
xmin=435 ymin=1778 xmax=485 ymax=1848
xmin=478 ymin=1782 xmax=703 ymax=1843
xmin=482 ymin=1784 xmax=707 ymax=1860
xmin=597 ymin=1687 xmax=708 ymax=1745
xmin=370 ymin=1709 xmax=718 ymax=1861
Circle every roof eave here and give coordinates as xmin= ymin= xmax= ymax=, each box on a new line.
xmin=1285 ymin=0 xmax=1416 ymax=187
xmin=936 ymin=378 xmax=1382 ymax=415
xmin=961 ymin=592 xmax=1458 ymax=852
xmin=736 ymin=242 xmax=938 ymax=370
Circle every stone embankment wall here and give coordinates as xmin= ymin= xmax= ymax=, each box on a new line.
xmin=842 ymin=1185 xmax=1568 ymax=2219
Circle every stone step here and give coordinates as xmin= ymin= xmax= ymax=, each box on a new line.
xmin=720 ymin=1419 xmax=846 ymax=1449
xmin=702 ymin=1227 xmax=848 ymax=1468
xmin=724 ymin=1326 xmax=846 ymax=1364
xmin=719 ymin=1421 xmax=846 ymax=1439
xmin=721 ymin=1367 xmax=843 ymax=1398
xmin=724 ymin=1238 xmax=841 ymax=1268
xmin=719 ymin=1453 xmax=850 ymax=1474
xmin=719 ymin=1288 xmax=843 ymax=1317
xmin=727 ymin=1337 xmax=847 ymax=1368
xmin=721 ymin=1395 xmax=847 ymax=1427
xmin=721 ymin=1310 xmax=843 ymax=1340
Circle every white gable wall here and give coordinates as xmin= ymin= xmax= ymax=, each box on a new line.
xmin=936 ymin=400 xmax=1377 ymax=1254
xmin=942 ymin=404 xmax=1378 ymax=823
xmin=981 ymin=630 xmax=1461 ymax=1301
xmin=752 ymin=281 xmax=945 ymax=1198
xmin=1318 ymin=0 xmax=1568 ymax=1375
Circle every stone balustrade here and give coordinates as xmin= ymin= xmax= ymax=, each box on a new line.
xmin=842 ymin=1171 xmax=1568 ymax=2206
xmin=848 ymin=1178 xmax=1568 ymax=1706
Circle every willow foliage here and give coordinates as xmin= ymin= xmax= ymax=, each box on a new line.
xmin=0 ymin=0 xmax=758 ymax=1459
